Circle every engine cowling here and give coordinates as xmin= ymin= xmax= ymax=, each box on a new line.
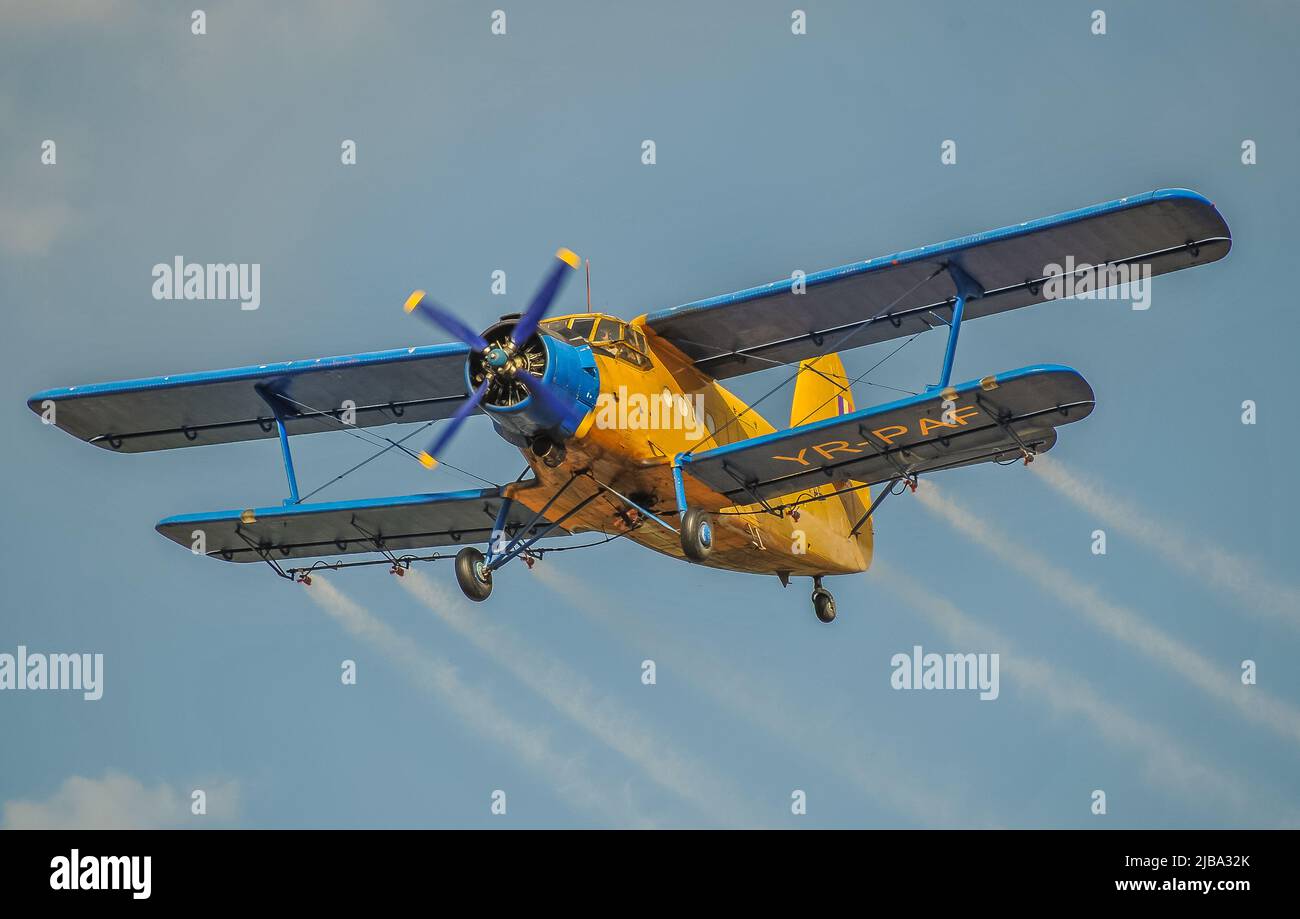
xmin=467 ymin=316 xmax=600 ymax=445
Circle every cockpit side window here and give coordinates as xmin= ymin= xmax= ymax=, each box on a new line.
xmin=543 ymin=317 xmax=595 ymax=343
xmin=593 ymin=319 xmax=651 ymax=368
xmin=591 ymin=318 xmax=623 ymax=343
xmin=567 ymin=317 xmax=596 ymax=341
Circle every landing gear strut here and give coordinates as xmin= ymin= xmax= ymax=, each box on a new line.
xmin=811 ymin=575 xmax=836 ymax=624
xmin=454 ymin=546 xmax=493 ymax=602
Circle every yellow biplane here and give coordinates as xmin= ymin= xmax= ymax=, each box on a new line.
xmin=29 ymin=189 xmax=1230 ymax=622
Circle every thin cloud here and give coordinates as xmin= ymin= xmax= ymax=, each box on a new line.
xmin=530 ymin=560 xmax=995 ymax=827
xmin=305 ymin=574 xmax=646 ymax=827
xmin=3 ymin=771 xmax=239 ymax=829
xmin=913 ymin=480 xmax=1300 ymax=748
xmin=0 ymin=202 xmax=76 ymax=258
xmin=872 ymin=561 xmax=1293 ymax=824
xmin=1031 ymin=455 xmax=1300 ymax=631
xmin=399 ymin=569 xmax=756 ymax=827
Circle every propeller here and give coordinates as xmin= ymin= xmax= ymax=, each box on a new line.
xmin=405 ymin=248 xmax=580 ymax=470
xmin=512 ymin=247 xmax=580 ymax=347
xmin=513 ymin=368 xmax=573 ymax=420
xmin=403 ymin=292 xmax=488 ymax=351
xmin=416 ymin=380 xmax=488 ymax=469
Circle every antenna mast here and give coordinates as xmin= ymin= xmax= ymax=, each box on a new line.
xmin=585 ymin=258 xmax=592 ymax=311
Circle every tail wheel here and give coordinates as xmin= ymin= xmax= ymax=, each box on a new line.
xmin=454 ymin=546 xmax=493 ymax=602
xmin=680 ymin=508 xmax=713 ymax=562
xmin=812 ymin=588 xmax=836 ymax=624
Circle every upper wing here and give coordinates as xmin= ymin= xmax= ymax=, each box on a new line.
xmin=157 ymin=483 xmax=555 ymax=563
xmin=643 ymin=188 xmax=1230 ymax=378
xmin=27 ymin=342 xmax=473 ymax=452
xmin=678 ymin=365 xmax=1093 ymax=504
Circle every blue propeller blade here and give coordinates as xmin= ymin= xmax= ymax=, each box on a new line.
xmin=518 ymin=370 xmax=572 ymax=420
xmin=417 ymin=380 xmax=488 ymax=469
xmin=511 ymin=248 xmax=580 ymax=348
xmin=404 ymin=291 xmax=489 ymax=351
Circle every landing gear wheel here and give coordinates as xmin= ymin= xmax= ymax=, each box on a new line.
xmin=454 ymin=546 xmax=493 ymax=602
xmin=680 ymin=508 xmax=713 ymax=562
xmin=812 ymin=587 xmax=836 ymax=623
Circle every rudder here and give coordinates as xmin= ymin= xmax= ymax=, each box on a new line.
xmin=789 ymin=354 xmax=874 ymax=560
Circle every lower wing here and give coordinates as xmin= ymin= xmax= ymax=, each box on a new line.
xmin=158 ymin=484 xmax=557 ymax=563
xmin=679 ymin=365 xmax=1094 ymax=505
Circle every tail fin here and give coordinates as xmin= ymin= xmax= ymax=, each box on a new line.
xmin=790 ymin=353 xmax=854 ymax=427
xmin=791 ymin=354 xmax=874 ymax=558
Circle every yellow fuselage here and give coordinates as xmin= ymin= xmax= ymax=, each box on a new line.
xmin=502 ymin=313 xmax=874 ymax=579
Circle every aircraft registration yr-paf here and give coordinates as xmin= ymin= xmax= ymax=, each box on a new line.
xmin=29 ymin=189 xmax=1230 ymax=623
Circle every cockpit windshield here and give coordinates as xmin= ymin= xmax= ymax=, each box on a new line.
xmin=541 ymin=315 xmax=651 ymax=369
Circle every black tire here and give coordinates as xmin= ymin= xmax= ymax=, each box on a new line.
xmin=680 ymin=508 xmax=713 ymax=562
xmin=455 ymin=546 xmax=493 ymax=602
xmin=812 ymin=588 xmax=836 ymax=624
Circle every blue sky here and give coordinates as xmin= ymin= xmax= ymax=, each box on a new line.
xmin=2 ymin=0 xmax=1297 ymax=828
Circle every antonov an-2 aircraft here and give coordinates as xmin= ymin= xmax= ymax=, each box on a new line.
xmin=29 ymin=189 xmax=1230 ymax=622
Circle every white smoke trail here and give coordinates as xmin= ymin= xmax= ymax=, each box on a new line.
xmin=304 ymin=574 xmax=646 ymax=827
xmin=913 ymin=480 xmax=1300 ymax=748
xmin=1031 ymin=455 xmax=1300 ymax=630
xmin=872 ymin=561 xmax=1294 ymax=824
xmin=398 ymin=568 xmax=756 ymax=827
xmin=529 ymin=560 xmax=997 ymax=827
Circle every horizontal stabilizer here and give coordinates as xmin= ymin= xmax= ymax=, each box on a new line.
xmin=157 ymin=485 xmax=558 ymax=563
xmin=679 ymin=365 xmax=1093 ymax=503
xmin=28 ymin=342 xmax=474 ymax=452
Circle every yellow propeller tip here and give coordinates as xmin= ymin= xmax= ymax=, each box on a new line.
xmin=556 ymin=248 xmax=580 ymax=269
xmin=404 ymin=290 xmax=426 ymax=314
xmin=418 ymin=451 xmax=438 ymax=470
xmin=239 ymin=509 xmax=257 ymax=524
